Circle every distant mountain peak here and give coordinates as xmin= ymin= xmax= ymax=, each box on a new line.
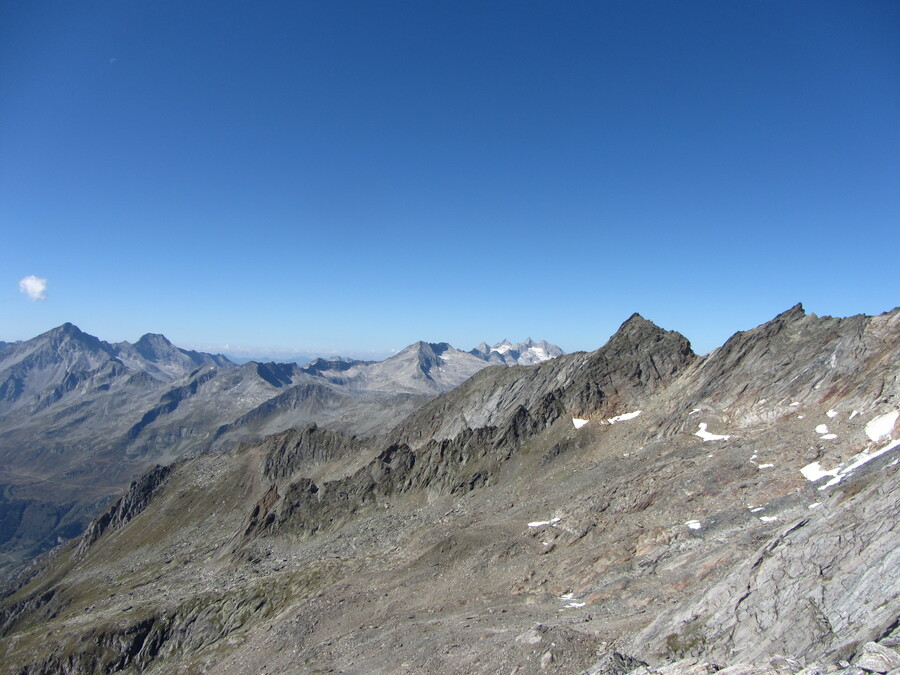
xmin=43 ymin=322 xmax=108 ymax=353
xmin=398 ymin=341 xmax=452 ymax=358
xmin=473 ymin=341 xmax=491 ymax=355
xmin=49 ymin=322 xmax=87 ymax=339
xmin=408 ymin=342 xmax=450 ymax=373
xmin=491 ymin=339 xmax=515 ymax=354
xmin=133 ymin=332 xmax=182 ymax=363
xmin=135 ymin=332 xmax=173 ymax=346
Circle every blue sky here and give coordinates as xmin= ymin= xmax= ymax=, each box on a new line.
xmin=2 ymin=1 xmax=898 ymax=358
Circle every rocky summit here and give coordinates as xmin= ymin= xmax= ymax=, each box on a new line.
xmin=0 ymin=305 xmax=898 ymax=674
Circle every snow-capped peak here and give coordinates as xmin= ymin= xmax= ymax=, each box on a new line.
xmin=470 ymin=339 xmax=563 ymax=366
xmin=491 ymin=340 xmax=515 ymax=355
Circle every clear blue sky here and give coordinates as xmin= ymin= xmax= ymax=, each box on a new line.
xmin=2 ymin=1 xmax=898 ymax=358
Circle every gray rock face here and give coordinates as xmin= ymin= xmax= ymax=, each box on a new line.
xmin=671 ymin=304 xmax=900 ymax=427
xmin=629 ymin=466 xmax=900 ymax=664
xmin=583 ymin=650 xmax=650 ymax=675
xmin=857 ymin=643 xmax=900 ymax=673
xmin=260 ymin=424 xmax=364 ymax=480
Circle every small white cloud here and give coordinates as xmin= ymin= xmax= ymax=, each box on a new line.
xmin=18 ymin=275 xmax=48 ymax=301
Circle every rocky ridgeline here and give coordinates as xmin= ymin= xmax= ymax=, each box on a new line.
xmin=76 ymin=464 xmax=173 ymax=555
xmin=236 ymin=314 xmax=695 ymax=543
xmin=675 ymin=305 xmax=899 ymax=425
xmin=390 ymin=313 xmax=696 ymax=448
xmin=260 ymin=424 xmax=366 ymax=480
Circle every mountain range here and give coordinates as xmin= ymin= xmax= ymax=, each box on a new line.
xmin=0 ymin=306 xmax=898 ymax=674
xmin=469 ymin=338 xmax=564 ymax=365
xmin=0 ymin=327 xmax=560 ymax=572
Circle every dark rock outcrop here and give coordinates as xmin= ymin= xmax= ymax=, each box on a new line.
xmin=261 ymin=424 xmax=364 ymax=480
xmin=76 ymin=464 xmax=172 ymax=555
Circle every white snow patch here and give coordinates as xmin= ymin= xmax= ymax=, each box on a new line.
xmin=572 ymin=418 xmax=589 ymax=429
xmin=527 ymin=346 xmax=552 ymax=362
xmin=608 ymin=410 xmax=642 ymax=424
xmin=815 ymin=424 xmax=829 ymax=434
xmin=800 ymin=462 xmax=837 ymax=482
xmin=808 ymin=503 xmax=821 ymax=509
xmin=849 ymin=410 xmax=860 ymax=420
xmin=758 ymin=463 xmax=774 ymax=469
xmin=749 ymin=507 xmax=765 ymax=513
xmin=559 ymin=593 xmax=574 ymax=601
xmin=528 ymin=517 xmax=561 ymax=528
xmin=695 ymin=423 xmax=730 ymax=442
xmin=790 ymin=401 xmax=801 ymax=407
xmin=565 ymin=602 xmax=586 ymax=609
xmin=685 ymin=520 xmax=702 ymax=530
xmin=689 ymin=408 xmax=701 ymax=415
xmin=798 ymin=415 xmax=805 ymax=420
xmin=865 ymin=410 xmax=898 ymax=442
xmin=759 ymin=516 xmax=778 ymax=523
xmin=820 ymin=434 xmax=838 ymax=440
xmin=826 ymin=410 xmax=838 ymax=418
xmin=801 ymin=438 xmax=900 ymax=490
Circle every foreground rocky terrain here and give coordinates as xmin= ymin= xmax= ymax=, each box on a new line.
xmin=0 ymin=305 xmax=897 ymax=674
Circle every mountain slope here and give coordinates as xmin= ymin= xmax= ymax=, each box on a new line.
xmin=391 ymin=313 xmax=694 ymax=448
xmin=2 ymin=306 xmax=896 ymax=673
xmin=0 ymin=325 xmax=240 ymax=568
xmin=0 ymin=326 xmax=563 ymax=574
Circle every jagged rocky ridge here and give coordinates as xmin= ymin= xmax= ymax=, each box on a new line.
xmin=0 ymin=305 xmax=897 ymax=674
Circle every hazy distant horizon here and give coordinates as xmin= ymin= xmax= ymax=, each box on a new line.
xmin=5 ymin=301 xmax=898 ymax=362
